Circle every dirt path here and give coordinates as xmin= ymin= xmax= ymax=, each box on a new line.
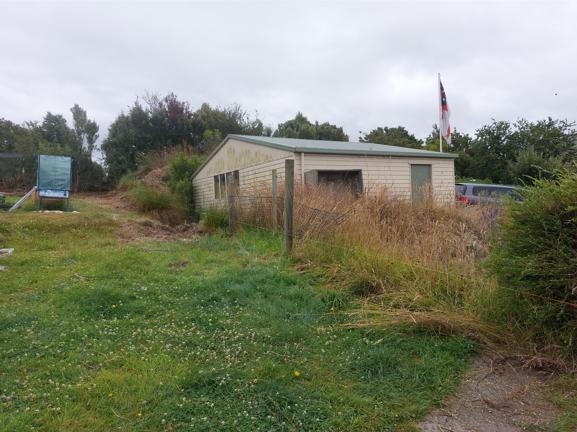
xmin=78 ymin=193 xmax=203 ymax=242
xmin=420 ymin=355 xmax=560 ymax=432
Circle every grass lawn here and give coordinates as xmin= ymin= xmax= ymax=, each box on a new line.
xmin=0 ymin=201 xmax=477 ymax=431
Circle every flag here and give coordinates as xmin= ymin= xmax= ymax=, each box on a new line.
xmin=439 ymin=80 xmax=451 ymax=145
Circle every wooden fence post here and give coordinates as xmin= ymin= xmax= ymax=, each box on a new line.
xmin=227 ymin=173 xmax=238 ymax=233
xmin=272 ymin=169 xmax=278 ymax=232
xmin=284 ymin=159 xmax=294 ymax=252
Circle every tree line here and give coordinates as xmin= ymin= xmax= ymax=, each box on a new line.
xmin=0 ymin=105 xmax=105 ymax=190
xmin=1 ymin=92 xmax=575 ymax=189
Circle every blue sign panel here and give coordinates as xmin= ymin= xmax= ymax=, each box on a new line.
xmin=37 ymin=155 xmax=72 ymax=192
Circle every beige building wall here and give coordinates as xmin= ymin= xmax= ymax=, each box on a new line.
xmin=193 ymin=139 xmax=456 ymax=210
xmin=192 ymin=138 xmax=293 ymax=210
xmin=300 ymin=153 xmax=455 ymax=203
xmin=194 ymin=138 xmax=292 ymax=179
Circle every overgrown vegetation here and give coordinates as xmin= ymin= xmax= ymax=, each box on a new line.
xmin=240 ymin=180 xmax=577 ymax=360
xmin=487 ymin=170 xmax=577 ymax=353
xmin=0 ymin=202 xmax=478 ymax=431
xmin=201 ymin=207 xmax=229 ymax=230
xmin=130 ymin=184 xmax=172 ymax=211
xmin=167 ymin=153 xmax=203 ymax=216
xmin=111 ymin=147 xmax=204 ymax=224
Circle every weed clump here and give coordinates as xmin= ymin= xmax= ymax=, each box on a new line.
xmin=130 ymin=184 xmax=172 ymax=211
xmin=202 ymin=207 xmax=229 ymax=230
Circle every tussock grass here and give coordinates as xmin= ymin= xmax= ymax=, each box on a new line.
xmin=241 ymin=184 xmax=518 ymax=350
xmin=201 ymin=207 xmax=229 ymax=230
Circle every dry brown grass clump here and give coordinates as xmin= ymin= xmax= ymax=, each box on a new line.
xmin=239 ymin=182 xmax=511 ymax=346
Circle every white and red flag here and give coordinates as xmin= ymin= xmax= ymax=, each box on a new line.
xmin=439 ymin=78 xmax=451 ymax=147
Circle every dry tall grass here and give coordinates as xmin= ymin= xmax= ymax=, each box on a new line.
xmin=240 ymin=183 xmax=515 ymax=347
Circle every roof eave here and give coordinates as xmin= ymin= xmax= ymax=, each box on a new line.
xmin=294 ymin=147 xmax=458 ymax=158
xmin=192 ymin=134 xmax=458 ymax=180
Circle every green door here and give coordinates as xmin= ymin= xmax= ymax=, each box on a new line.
xmin=411 ymin=164 xmax=432 ymax=202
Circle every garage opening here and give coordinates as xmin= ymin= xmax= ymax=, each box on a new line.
xmin=304 ymin=170 xmax=363 ymax=196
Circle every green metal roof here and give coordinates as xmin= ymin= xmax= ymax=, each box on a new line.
xmin=228 ymin=135 xmax=457 ymax=158
xmin=192 ymin=134 xmax=456 ymax=179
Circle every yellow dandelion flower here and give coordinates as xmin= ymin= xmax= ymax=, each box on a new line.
xmin=292 ymin=370 xmax=301 ymax=378
xmin=137 ymin=412 xmax=143 ymax=417
xmin=111 ymin=304 xmax=117 ymax=308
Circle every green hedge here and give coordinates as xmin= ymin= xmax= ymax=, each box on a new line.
xmin=487 ymin=171 xmax=577 ymax=351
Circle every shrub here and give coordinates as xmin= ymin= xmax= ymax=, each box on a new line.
xmin=117 ymin=172 xmax=137 ymax=191
xmin=202 ymin=207 xmax=228 ymax=230
xmin=509 ymin=146 xmax=565 ymax=186
xmin=167 ymin=153 xmax=204 ymax=215
xmin=130 ymin=184 xmax=171 ymax=212
xmin=486 ymin=171 xmax=577 ymax=351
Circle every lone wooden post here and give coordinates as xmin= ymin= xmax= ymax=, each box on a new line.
xmin=227 ymin=173 xmax=238 ymax=233
xmin=284 ymin=159 xmax=294 ymax=252
xmin=272 ymin=169 xmax=278 ymax=231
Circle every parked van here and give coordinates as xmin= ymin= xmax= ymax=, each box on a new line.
xmin=455 ymin=183 xmax=523 ymax=205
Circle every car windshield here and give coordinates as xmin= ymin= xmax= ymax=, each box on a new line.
xmin=455 ymin=184 xmax=466 ymax=195
xmin=472 ymin=186 xmax=523 ymax=201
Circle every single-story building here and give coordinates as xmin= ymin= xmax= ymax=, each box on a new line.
xmin=191 ymin=135 xmax=457 ymax=209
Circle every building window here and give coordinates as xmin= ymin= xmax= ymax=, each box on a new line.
xmin=213 ymin=171 xmax=239 ymax=200
xmin=213 ymin=176 xmax=220 ymax=199
xmin=214 ymin=173 xmax=226 ymax=199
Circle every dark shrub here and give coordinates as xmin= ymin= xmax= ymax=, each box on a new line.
xmin=486 ymin=171 xmax=577 ymax=351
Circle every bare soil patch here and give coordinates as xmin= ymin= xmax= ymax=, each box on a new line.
xmin=420 ymin=354 xmax=560 ymax=432
xmin=80 ymin=192 xmax=134 ymax=212
xmin=79 ymin=194 xmax=203 ymax=242
xmin=117 ymin=218 xmax=201 ymax=243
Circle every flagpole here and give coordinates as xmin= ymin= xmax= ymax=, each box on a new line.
xmin=438 ymin=72 xmax=442 ymax=152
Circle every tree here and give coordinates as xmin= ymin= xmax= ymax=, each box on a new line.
xmin=84 ymin=120 xmax=99 ymax=159
xmin=201 ymin=129 xmax=222 ymax=153
xmin=192 ymin=103 xmax=266 ymax=144
xmin=274 ymin=113 xmax=348 ymax=141
xmin=360 ymin=126 xmax=421 ymax=148
xmin=468 ymin=121 xmax=517 ymax=184
xmin=314 ymin=121 xmax=349 ymax=141
xmin=464 ymin=118 xmax=575 ymax=184
xmin=509 ymin=146 xmax=566 ymax=185
xmin=102 ymin=94 xmax=267 ymax=183
xmin=35 ymin=113 xmax=80 ymax=155
xmin=70 ymin=104 xmax=99 ymax=160
xmin=509 ymin=118 xmax=577 ymax=162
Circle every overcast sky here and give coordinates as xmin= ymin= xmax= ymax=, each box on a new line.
xmin=1 ymin=0 xmax=576 ymax=147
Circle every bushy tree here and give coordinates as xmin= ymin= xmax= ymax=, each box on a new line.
xmin=274 ymin=113 xmax=348 ymax=141
xmin=509 ymin=146 xmax=566 ymax=185
xmin=361 ymin=126 xmax=422 ymax=149
xmin=71 ymin=104 xmax=99 ymax=160
xmin=102 ymin=95 xmax=267 ymax=184
xmin=487 ymin=171 xmax=577 ymax=350
xmin=35 ymin=113 xmax=81 ymax=155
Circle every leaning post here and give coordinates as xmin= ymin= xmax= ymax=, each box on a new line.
xmin=284 ymin=159 xmax=294 ymax=252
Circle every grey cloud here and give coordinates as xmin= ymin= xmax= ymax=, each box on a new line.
xmin=1 ymin=0 xmax=576 ymax=147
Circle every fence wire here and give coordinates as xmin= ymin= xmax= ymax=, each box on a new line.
xmin=230 ymin=190 xmax=577 ymax=311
